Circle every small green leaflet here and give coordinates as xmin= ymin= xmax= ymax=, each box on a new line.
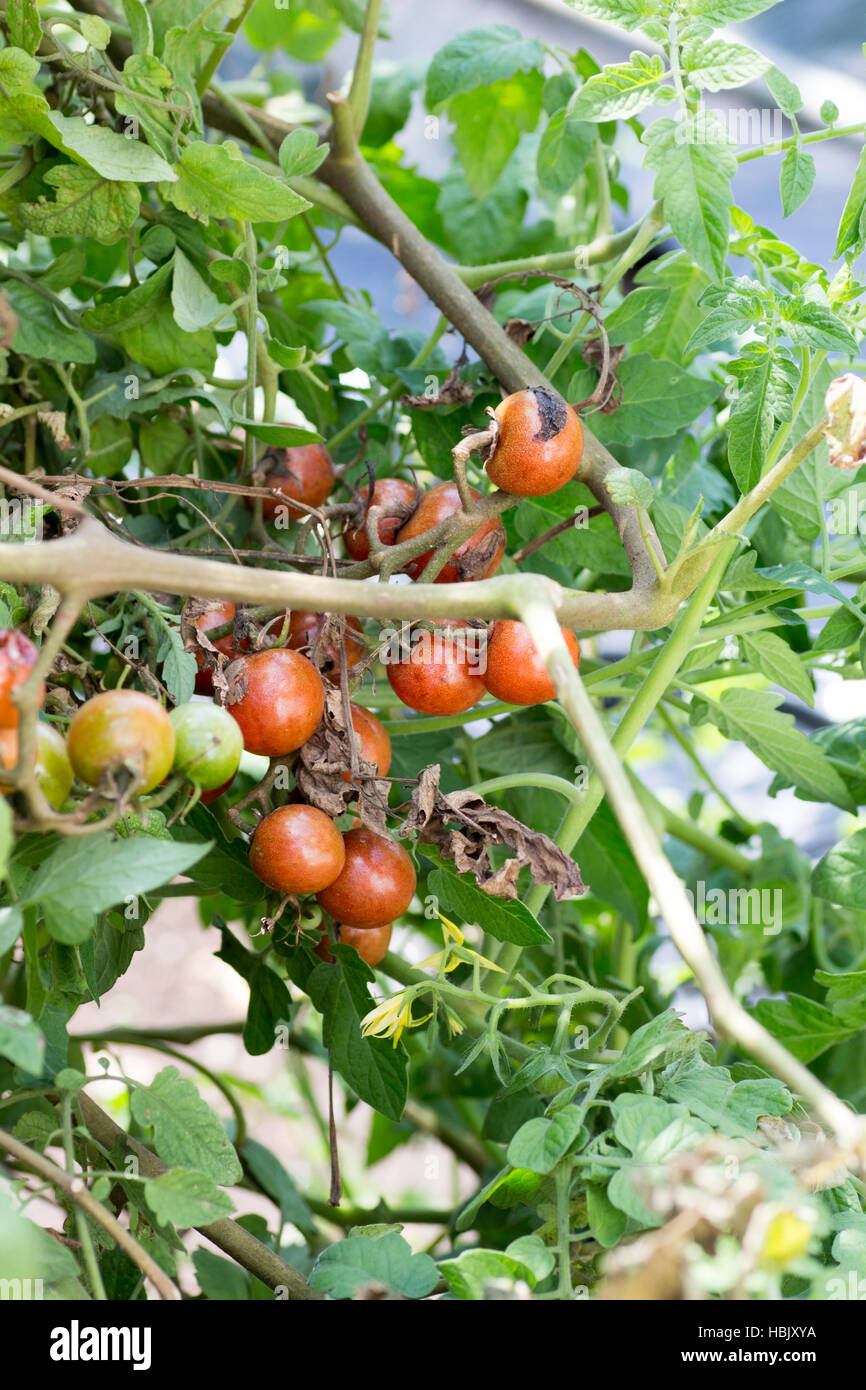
xmin=0 ymin=1006 xmax=44 ymax=1074
xmin=813 ymin=828 xmax=866 ymax=910
xmin=780 ymin=146 xmax=816 ymax=218
xmin=451 ymin=70 xmax=543 ymax=198
xmin=231 ymin=419 xmax=322 ymax=447
xmin=171 ymin=249 xmax=235 ymax=332
xmin=143 ymin=1170 xmax=235 ymax=1227
xmin=45 ymin=113 xmax=176 ymax=183
xmin=165 ymin=142 xmax=312 ymax=224
xmin=681 ymin=38 xmax=769 ymax=93
xmin=741 ymin=631 xmax=814 ymax=706
xmin=835 ymin=146 xmax=866 ymax=261
xmin=305 ymin=952 xmax=408 ymax=1121
xmin=755 ymin=562 xmax=865 ymax=619
xmin=19 ymin=166 xmax=141 ymax=245
xmin=311 ymin=1232 xmax=438 ymax=1300
xmin=536 ymin=104 xmax=593 ymax=195
xmin=753 ymin=994 xmax=858 ymax=1062
xmin=130 ymin=1065 xmax=242 ymax=1185
xmin=643 ymin=114 xmax=737 ymax=282
xmin=278 ymin=128 xmax=328 ymax=179
xmin=425 ymin=26 xmax=544 ymax=110
xmin=506 ymin=1105 xmax=583 ymax=1174
xmin=7 ymin=0 xmax=42 ymax=55
xmin=571 ymin=52 xmax=671 ymax=121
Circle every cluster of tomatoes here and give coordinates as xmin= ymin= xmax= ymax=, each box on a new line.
xmin=1 ymin=387 xmax=585 ymax=970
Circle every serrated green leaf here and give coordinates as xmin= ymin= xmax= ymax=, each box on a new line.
xmin=165 ymin=142 xmax=312 ymax=224
xmin=143 ymin=1169 xmax=235 ymax=1226
xmin=19 ymin=164 xmax=141 ymax=245
xmin=682 ymin=38 xmax=769 ymax=92
xmin=643 ymin=113 xmax=737 ymax=281
xmin=741 ymin=630 xmax=814 ymax=705
xmin=130 ymin=1065 xmax=242 ymax=1184
xmin=780 ymin=145 xmax=816 ymax=217
xmin=425 ymin=26 xmax=544 ymax=110
xmin=311 ymin=1231 xmax=438 ymax=1299
xmin=428 ymin=866 xmax=551 ymax=945
xmin=572 ymin=52 xmax=669 ymax=121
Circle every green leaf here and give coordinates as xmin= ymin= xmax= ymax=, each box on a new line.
xmin=7 ymin=0 xmax=42 ymax=55
xmin=813 ymin=828 xmax=866 ymax=910
xmin=835 ymin=146 xmax=866 ymax=260
xmin=643 ymin=113 xmax=737 ymax=282
xmin=306 ymin=952 xmax=408 ymax=1120
xmin=586 ymin=1182 xmax=627 ymax=1248
xmin=192 ymin=1248 xmax=249 ymax=1300
xmin=159 ymin=625 xmax=197 ymax=704
xmin=780 ymin=299 xmax=858 ymax=355
xmin=699 ymin=688 xmax=855 ymax=811
xmin=439 ymin=1241 xmax=551 ymax=1299
xmin=633 ymin=252 xmax=711 ymax=362
xmin=277 ymin=128 xmax=328 ymax=179
xmin=604 ymin=465 xmax=654 ymax=510
xmin=0 ymin=1006 xmax=44 ymax=1074
xmin=23 ymin=833 xmax=210 ymax=944
xmin=592 ymin=353 xmax=718 ymax=443
xmin=240 ymin=1139 xmax=318 ymax=1241
xmin=3 ymin=283 xmax=95 ymax=365
xmin=312 ymin=1231 xmax=438 ymax=1299
xmin=143 ymin=1169 xmax=235 ymax=1226
xmin=753 ymin=994 xmax=857 ymax=1062
xmin=0 ymin=906 xmax=23 ymax=956
xmin=44 ymin=113 xmax=176 ymax=183
xmin=425 ymin=26 xmax=544 ymax=110
xmin=604 ymin=286 xmax=670 ymax=345
xmin=688 ymin=0 xmax=782 ymax=18
xmin=727 ymin=352 xmax=793 ymax=493
xmin=428 ymin=865 xmax=551 ymax=946
xmin=19 ymin=164 xmax=141 ymax=245
xmin=130 ymin=1065 xmax=242 ymax=1184
xmin=536 ymin=105 xmax=595 ymax=196
xmin=571 ymin=52 xmax=670 ymax=121
xmin=565 ymin=0 xmax=664 ymax=31
xmin=780 ymin=146 xmax=816 ymax=218
xmin=362 ymin=61 xmax=422 ymax=147
xmin=438 ymin=163 xmax=528 ymax=264
xmin=741 ymin=630 xmax=814 ymax=706
xmin=660 ymin=1052 xmax=792 ymax=1137
xmin=608 ymin=1010 xmax=702 ymax=1079
xmin=122 ymin=0 xmax=154 ymax=54
xmin=506 ymin=1105 xmax=583 ymax=1174
xmin=171 ymin=249 xmax=234 ymax=332
xmin=165 ymin=142 xmax=312 ymax=224
xmin=231 ymin=418 xmax=323 ymax=447
xmin=0 ymin=798 xmax=12 ymax=883
xmin=755 ymin=562 xmax=865 ymax=618
xmin=764 ymin=65 xmax=803 ymax=117
xmin=216 ymin=929 xmax=294 ymax=1057
xmin=451 ymin=70 xmax=543 ymax=198
xmin=682 ymin=39 xmax=769 ymax=92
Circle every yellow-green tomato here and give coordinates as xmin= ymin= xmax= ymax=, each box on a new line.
xmin=66 ymin=689 xmax=175 ymax=794
xmin=0 ymin=722 xmax=74 ymax=809
xmin=169 ymin=701 xmax=243 ymax=790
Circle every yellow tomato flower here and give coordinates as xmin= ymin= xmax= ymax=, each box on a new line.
xmin=760 ymin=1211 xmax=813 ymax=1266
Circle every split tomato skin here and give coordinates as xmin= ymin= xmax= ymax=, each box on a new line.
xmin=396 ymin=482 xmax=506 ymax=583
xmin=225 ymin=647 xmax=324 ymax=758
xmin=387 ymin=622 xmax=486 ymax=716
xmin=343 ymin=478 xmax=417 ymax=561
xmin=0 ymin=721 xmax=74 ymax=809
xmin=287 ymin=611 xmax=366 ymax=682
xmin=169 ymin=701 xmax=244 ymax=790
xmin=484 ymin=620 xmax=580 ymax=706
xmin=344 ymin=704 xmax=392 ymax=782
xmin=250 ymin=803 xmax=345 ymax=896
xmin=258 ymin=443 xmax=335 ymax=521
xmin=315 ymin=921 xmax=393 ymax=967
xmin=316 ymin=826 xmax=416 ymax=929
xmin=486 ymin=387 xmax=583 ymax=497
xmin=0 ymin=630 xmax=42 ymax=728
xmin=66 ymin=689 xmax=175 ymax=793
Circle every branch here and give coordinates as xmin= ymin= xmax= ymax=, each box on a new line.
xmin=516 ymin=595 xmax=866 ymax=1153
xmin=76 ymin=1093 xmax=319 ymax=1299
xmin=0 ymin=1126 xmax=182 ymax=1300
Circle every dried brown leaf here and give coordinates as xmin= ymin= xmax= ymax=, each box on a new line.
xmin=399 ymin=764 xmax=585 ymax=900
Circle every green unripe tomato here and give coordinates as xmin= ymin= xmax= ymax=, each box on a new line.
xmin=169 ymin=701 xmax=243 ymax=790
xmin=67 ymin=689 xmax=175 ymax=794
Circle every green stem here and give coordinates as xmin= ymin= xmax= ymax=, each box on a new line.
xmin=195 ymin=0 xmax=255 ymax=96
xmin=738 ymin=121 xmax=866 ymax=165
xmin=348 ymin=0 xmax=383 ymax=137
xmin=555 ymin=1162 xmax=574 ymax=1298
xmin=453 ymin=209 xmax=660 ymax=289
xmin=62 ymin=1093 xmax=107 ymax=1300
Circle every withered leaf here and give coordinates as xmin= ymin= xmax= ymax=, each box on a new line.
xmin=399 ymin=764 xmax=585 ymax=900
xmin=295 ymin=686 xmax=390 ymax=834
xmin=400 ymin=366 xmax=474 ymax=409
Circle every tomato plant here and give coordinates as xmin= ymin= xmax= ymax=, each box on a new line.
xmin=1 ymin=0 xmax=866 ymax=1327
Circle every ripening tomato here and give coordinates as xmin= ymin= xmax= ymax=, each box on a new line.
xmin=0 ymin=721 xmax=74 ymax=809
xmin=250 ymin=803 xmax=345 ymax=895
xmin=225 ymin=647 xmax=324 ymax=757
xmin=0 ymin=630 xmax=42 ymax=729
xmin=485 ymin=387 xmax=583 ymax=496
xmin=483 ymin=620 xmax=580 ymax=706
xmin=287 ymin=611 xmax=366 ymax=682
xmin=386 ymin=621 xmax=486 ymax=716
xmin=66 ymin=689 xmax=175 ymax=793
xmin=396 ymin=482 xmax=506 ymax=583
xmin=344 ymin=704 xmax=391 ymax=782
xmin=315 ymin=921 xmax=392 ymax=967
xmin=316 ymin=826 xmax=416 ymax=929
xmin=169 ymin=701 xmax=244 ymax=790
xmin=343 ymin=478 xmax=417 ymax=561
xmin=257 ymin=443 xmax=335 ymax=521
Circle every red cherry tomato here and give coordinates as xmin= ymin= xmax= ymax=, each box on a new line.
xmin=396 ymin=482 xmax=505 ymax=583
